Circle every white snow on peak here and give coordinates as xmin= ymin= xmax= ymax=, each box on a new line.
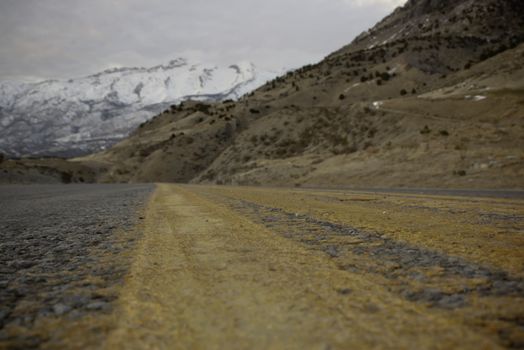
xmin=0 ymin=59 xmax=280 ymax=157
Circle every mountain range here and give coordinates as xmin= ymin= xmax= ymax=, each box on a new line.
xmin=1 ymin=0 xmax=523 ymax=189
xmin=0 ymin=59 xmax=277 ymax=157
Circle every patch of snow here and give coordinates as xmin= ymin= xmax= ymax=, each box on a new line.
xmin=387 ymin=66 xmax=399 ymax=75
xmin=466 ymin=95 xmax=487 ymax=101
xmin=344 ymin=83 xmax=361 ymax=93
xmin=381 ymin=31 xmax=399 ymax=46
xmin=373 ymin=101 xmax=383 ymax=109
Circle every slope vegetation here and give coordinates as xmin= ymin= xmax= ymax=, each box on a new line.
xmin=33 ymin=0 xmax=524 ymax=187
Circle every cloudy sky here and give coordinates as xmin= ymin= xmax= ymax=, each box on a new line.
xmin=0 ymin=0 xmax=405 ymax=81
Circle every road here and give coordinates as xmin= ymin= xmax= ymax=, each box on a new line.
xmin=304 ymin=187 xmax=524 ymax=199
xmin=1 ymin=184 xmax=524 ymax=349
xmin=0 ymin=184 xmax=153 ymax=349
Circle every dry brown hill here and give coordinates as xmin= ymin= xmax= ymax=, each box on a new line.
xmin=10 ymin=0 xmax=523 ymax=188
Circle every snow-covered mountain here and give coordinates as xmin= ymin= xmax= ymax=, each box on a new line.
xmin=0 ymin=59 xmax=277 ymax=157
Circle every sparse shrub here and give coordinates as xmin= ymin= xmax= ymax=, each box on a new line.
xmin=411 ymin=88 xmax=417 ymax=94
xmin=400 ymin=89 xmax=408 ymax=96
xmin=61 ymin=172 xmax=72 ymax=184
xmin=380 ymin=72 xmax=391 ymax=81
xmin=0 ymin=153 xmax=4 ymax=164
xmin=420 ymin=125 xmax=431 ymax=134
xmin=439 ymin=130 xmax=449 ymax=136
xmin=249 ymin=108 xmax=260 ymax=114
xmin=194 ymin=103 xmax=211 ymax=114
xmin=339 ymin=94 xmax=346 ymax=100
xmin=345 ymin=145 xmax=358 ymax=153
xmin=454 ymin=170 xmax=467 ymax=176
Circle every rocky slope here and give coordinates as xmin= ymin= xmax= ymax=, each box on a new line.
xmin=0 ymin=59 xmax=277 ymax=157
xmin=6 ymin=0 xmax=524 ymax=188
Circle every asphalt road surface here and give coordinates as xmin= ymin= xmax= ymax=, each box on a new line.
xmin=0 ymin=184 xmax=153 ymax=349
xmin=1 ymin=184 xmax=523 ymax=349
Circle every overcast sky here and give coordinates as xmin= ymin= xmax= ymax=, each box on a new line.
xmin=0 ymin=0 xmax=405 ymax=81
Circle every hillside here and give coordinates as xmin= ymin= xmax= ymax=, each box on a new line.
xmin=5 ymin=0 xmax=524 ymax=188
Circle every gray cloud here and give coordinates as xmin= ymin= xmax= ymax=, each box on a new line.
xmin=0 ymin=0 xmax=404 ymax=80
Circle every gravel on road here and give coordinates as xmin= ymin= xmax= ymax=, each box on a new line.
xmin=0 ymin=184 xmax=153 ymax=349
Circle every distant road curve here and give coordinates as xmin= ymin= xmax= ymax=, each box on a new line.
xmin=294 ymin=186 xmax=524 ymax=199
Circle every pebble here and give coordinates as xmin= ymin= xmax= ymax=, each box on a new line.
xmin=52 ymin=303 xmax=71 ymax=316
xmin=86 ymin=301 xmax=110 ymax=311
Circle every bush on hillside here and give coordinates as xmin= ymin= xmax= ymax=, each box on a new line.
xmin=61 ymin=172 xmax=72 ymax=184
xmin=420 ymin=125 xmax=431 ymax=134
xmin=380 ymin=72 xmax=391 ymax=81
